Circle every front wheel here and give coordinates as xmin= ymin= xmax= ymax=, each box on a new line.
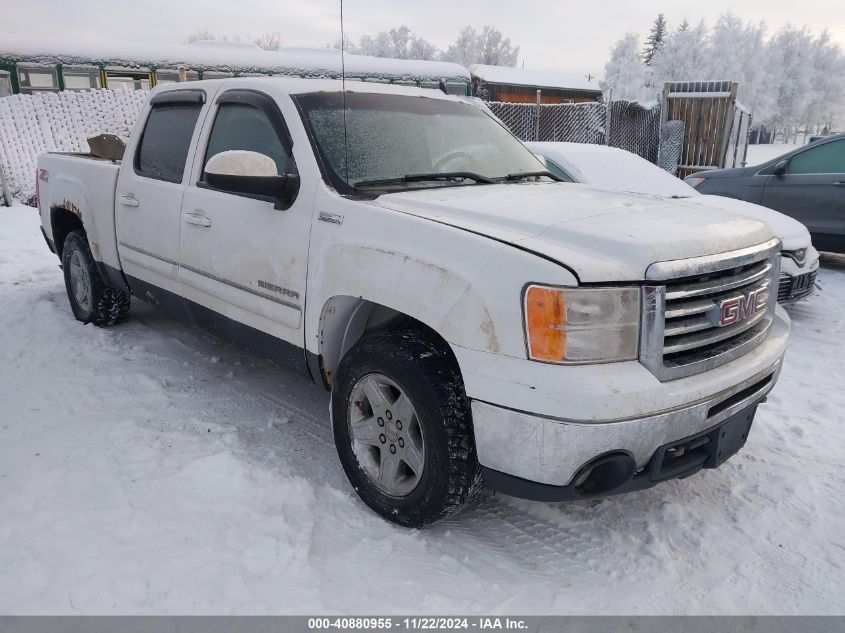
xmin=61 ymin=230 xmax=130 ymax=326
xmin=331 ymin=329 xmax=482 ymax=527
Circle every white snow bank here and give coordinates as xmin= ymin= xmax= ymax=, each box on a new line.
xmin=469 ymin=64 xmax=599 ymax=92
xmin=1 ymin=205 xmax=844 ymax=614
xmin=0 ymin=33 xmax=471 ymax=84
xmin=526 ymin=141 xmax=694 ymax=196
xmin=0 ymin=89 xmax=147 ymax=204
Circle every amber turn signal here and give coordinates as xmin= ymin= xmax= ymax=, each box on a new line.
xmin=525 ymin=285 xmax=567 ymax=361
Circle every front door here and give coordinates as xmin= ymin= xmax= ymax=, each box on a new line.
xmin=116 ymin=92 xmax=207 ymax=293
xmin=178 ymin=88 xmax=312 ymax=348
xmin=761 ymin=138 xmax=845 ymax=251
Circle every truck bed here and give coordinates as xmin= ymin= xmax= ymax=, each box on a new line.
xmin=37 ymin=152 xmax=122 ymax=274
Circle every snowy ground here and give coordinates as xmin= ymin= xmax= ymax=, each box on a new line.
xmin=1 ymin=203 xmax=844 ymax=615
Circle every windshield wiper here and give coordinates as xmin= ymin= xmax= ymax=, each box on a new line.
xmin=502 ymin=171 xmax=563 ymax=182
xmin=354 ymin=171 xmax=495 ymax=189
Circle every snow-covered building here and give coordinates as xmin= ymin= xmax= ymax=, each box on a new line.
xmin=0 ymin=35 xmax=471 ymax=97
xmin=468 ymin=64 xmax=602 ymax=103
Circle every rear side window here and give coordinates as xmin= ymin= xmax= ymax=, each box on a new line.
xmin=203 ymin=103 xmax=291 ymax=176
xmin=788 ymin=139 xmax=845 ymax=175
xmin=135 ymin=104 xmax=202 ymax=182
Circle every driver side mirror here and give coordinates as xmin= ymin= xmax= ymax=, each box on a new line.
xmin=772 ymin=159 xmax=788 ymax=176
xmin=204 ymin=150 xmax=299 ymax=210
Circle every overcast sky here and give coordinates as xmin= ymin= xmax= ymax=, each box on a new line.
xmin=7 ymin=0 xmax=845 ymax=76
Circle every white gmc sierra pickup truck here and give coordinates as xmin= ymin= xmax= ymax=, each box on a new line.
xmin=36 ymin=78 xmax=790 ymax=527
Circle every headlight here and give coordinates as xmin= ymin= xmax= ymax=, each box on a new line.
xmin=523 ymin=285 xmax=641 ymax=363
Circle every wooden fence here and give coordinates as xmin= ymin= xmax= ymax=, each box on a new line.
xmin=661 ymin=81 xmax=751 ymax=179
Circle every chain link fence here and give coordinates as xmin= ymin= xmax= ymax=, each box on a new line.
xmin=608 ymin=100 xmax=662 ymax=163
xmin=487 ymin=99 xmax=666 ymax=165
xmin=539 ymin=102 xmax=607 ymax=145
xmin=657 ymin=120 xmax=685 ymax=175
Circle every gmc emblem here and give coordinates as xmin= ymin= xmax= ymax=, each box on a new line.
xmin=708 ymin=289 xmax=767 ymax=327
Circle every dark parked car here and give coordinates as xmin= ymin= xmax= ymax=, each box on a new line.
xmin=686 ymin=134 xmax=845 ymax=253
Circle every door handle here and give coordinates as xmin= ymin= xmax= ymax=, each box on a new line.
xmin=183 ymin=212 xmax=211 ymax=227
xmin=834 ymin=181 xmax=845 ymax=186
xmin=119 ymin=194 xmax=140 ymax=207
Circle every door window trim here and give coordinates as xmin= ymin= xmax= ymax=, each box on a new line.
xmin=196 ymin=89 xmax=298 ymax=204
xmin=133 ymin=95 xmax=206 ymax=183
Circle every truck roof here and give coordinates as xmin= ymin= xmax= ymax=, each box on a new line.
xmin=151 ymin=77 xmax=467 ymax=100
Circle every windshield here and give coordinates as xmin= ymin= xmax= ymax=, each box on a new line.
xmin=294 ymin=91 xmax=551 ymax=194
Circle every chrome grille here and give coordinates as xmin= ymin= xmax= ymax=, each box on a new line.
xmin=640 ymin=239 xmax=781 ymax=381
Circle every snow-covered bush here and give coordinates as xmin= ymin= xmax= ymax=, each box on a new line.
xmin=0 ymin=89 xmax=148 ymax=205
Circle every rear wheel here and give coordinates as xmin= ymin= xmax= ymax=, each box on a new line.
xmin=331 ymin=329 xmax=483 ymax=527
xmin=61 ymin=230 xmax=130 ymax=326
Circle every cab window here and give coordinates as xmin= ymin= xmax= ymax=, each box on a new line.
xmin=203 ymin=103 xmax=291 ymax=176
xmin=788 ymin=139 xmax=845 ymax=174
xmin=135 ymin=103 xmax=203 ymax=182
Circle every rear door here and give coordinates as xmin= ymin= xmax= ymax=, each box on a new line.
xmin=116 ymin=90 xmax=208 ymax=293
xmin=178 ymin=86 xmax=312 ymax=348
xmin=760 ymin=138 xmax=845 ymax=249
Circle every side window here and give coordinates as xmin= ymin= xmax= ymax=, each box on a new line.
xmin=788 ymin=139 xmax=845 ymax=175
xmin=135 ymin=103 xmax=203 ymax=182
xmin=203 ymin=103 xmax=291 ymax=177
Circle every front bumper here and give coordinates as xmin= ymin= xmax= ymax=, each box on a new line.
xmin=483 ymin=399 xmax=764 ymax=502
xmin=464 ymin=307 xmax=789 ymax=491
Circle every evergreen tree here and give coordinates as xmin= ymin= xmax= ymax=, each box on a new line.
xmin=642 ymin=14 xmax=668 ymax=66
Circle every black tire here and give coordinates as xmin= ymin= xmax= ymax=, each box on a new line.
xmin=331 ymin=328 xmax=483 ymax=527
xmin=61 ymin=230 xmax=130 ymax=326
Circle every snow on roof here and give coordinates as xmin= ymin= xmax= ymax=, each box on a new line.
xmin=0 ymin=33 xmax=471 ymax=84
xmin=154 ymin=76 xmax=467 ymax=100
xmin=526 ymin=142 xmax=696 ymax=197
xmin=469 ymin=64 xmax=601 ymax=92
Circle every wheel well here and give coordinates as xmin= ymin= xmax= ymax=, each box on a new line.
xmin=317 ymin=296 xmax=452 ymax=388
xmin=51 ymin=206 xmax=84 ymax=258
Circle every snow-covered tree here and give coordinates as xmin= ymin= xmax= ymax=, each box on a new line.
xmin=477 ymin=26 xmax=520 ymax=66
xmin=186 ymin=29 xmax=216 ymax=44
xmin=334 ymin=24 xmax=520 ymax=66
xmin=442 ymin=26 xmax=520 ymax=66
xmin=443 ymin=26 xmax=481 ymax=67
xmin=642 ymin=14 xmax=668 ymax=66
xmin=766 ymin=25 xmax=815 ymax=139
xmin=408 ymin=37 xmax=439 ymax=62
xmin=251 ymin=32 xmax=282 ymax=51
xmin=802 ymin=31 xmax=845 ymax=135
xmin=601 ymin=13 xmax=845 ymax=134
xmin=337 ymin=25 xmax=439 ymax=60
xmin=650 ymin=19 xmax=708 ymax=90
xmin=601 ymin=33 xmax=647 ymax=101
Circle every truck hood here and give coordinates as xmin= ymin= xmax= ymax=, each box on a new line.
xmin=372 ymin=182 xmax=774 ymax=282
